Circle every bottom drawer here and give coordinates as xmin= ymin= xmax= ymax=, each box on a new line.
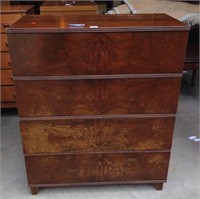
xmin=1 ymin=86 xmax=15 ymax=101
xmin=25 ymin=152 xmax=170 ymax=185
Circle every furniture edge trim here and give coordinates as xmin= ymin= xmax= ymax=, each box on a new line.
xmin=13 ymin=73 xmax=183 ymax=81
xmin=20 ymin=114 xmax=176 ymax=121
xmin=7 ymin=26 xmax=190 ymax=33
xmin=24 ymin=150 xmax=171 ymax=157
xmin=29 ymin=180 xmax=167 ymax=187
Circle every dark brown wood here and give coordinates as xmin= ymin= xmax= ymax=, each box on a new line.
xmin=13 ymin=74 xmax=182 ymax=80
xmin=15 ymin=78 xmax=181 ymax=117
xmin=25 ymin=153 xmax=170 ymax=185
xmin=29 ymin=180 xmax=166 ymax=187
xmin=20 ymin=117 xmax=175 ymax=154
xmin=7 ymin=14 xmax=189 ymax=33
xmin=7 ymin=14 xmax=189 ymax=193
xmin=1 ymin=101 xmax=17 ymax=108
xmin=20 ymin=114 xmax=176 ymax=121
xmin=30 ymin=187 xmax=39 ymax=195
xmin=155 ymin=183 xmax=163 ymax=190
xmin=8 ymin=32 xmax=188 ymax=76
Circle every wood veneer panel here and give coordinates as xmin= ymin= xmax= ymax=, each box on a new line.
xmin=1 ymin=86 xmax=15 ymax=101
xmin=15 ymin=78 xmax=181 ymax=117
xmin=1 ymin=33 xmax=8 ymax=52
xmin=1 ymin=70 xmax=13 ymax=85
xmin=1 ymin=52 xmax=11 ymax=69
xmin=20 ymin=117 xmax=175 ymax=154
xmin=8 ymin=32 xmax=188 ymax=76
xmin=25 ymin=152 xmax=170 ymax=184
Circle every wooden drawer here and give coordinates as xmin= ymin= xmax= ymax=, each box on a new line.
xmin=1 ymin=33 xmax=9 ymax=51
xmin=1 ymin=70 xmax=13 ymax=85
xmin=15 ymin=78 xmax=181 ymax=117
xmin=8 ymin=32 xmax=188 ymax=76
xmin=1 ymin=86 xmax=15 ymax=101
xmin=1 ymin=13 xmax=23 ymax=26
xmin=40 ymin=11 xmax=97 ymax=16
xmin=21 ymin=117 xmax=174 ymax=154
xmin=1 ymin=52 xmax=11 ymax=69
xmin=25 ymin=152 xmax=170 ymax=185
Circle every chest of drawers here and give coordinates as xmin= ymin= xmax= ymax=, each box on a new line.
xmin=7 ymin=14 xmax=189 ymax=195
xmin=1 ymin=5 xmax=34 ymax=108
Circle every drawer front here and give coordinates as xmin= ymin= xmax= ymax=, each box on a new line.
xmin=1 ymin=86 xmax=16 ymax=101
xmin=40 ymin=11 xmax=97 ymax=15
xmin=15 ymin=78 xmax=181 ymax=117
xmin=8 ymin=32 xmax=188 ymax=76
xmin=1 ymin=70 xmax=13 ymax=85
xmin=1 ymin=52 xmax=11 ymax=69
xmin=1 ymin=13 xmax=23 ymax=26
xmin=25 ymin=152 xmax=170 ymax=184
xmin=21 ymin=117 xmax=175 ymax=154
xmin=25 ymin=153 xmax=169 ymax=184
xmin=1 ymin=34 xmax=9 ymax=51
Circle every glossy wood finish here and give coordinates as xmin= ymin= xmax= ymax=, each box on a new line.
xmin=8 ymin=32 xmax=188 ymax=76
xmin=7 ymin=14 xmax=189 ymax=193
xmin=20 ymin=117 xmax=174 ymax=154
xmin=15 ymin=78 xmax=181 ymax=117
xmin=0 ymin=5 xmax=34 ymax=108
xmin=25 ymin=153 xmax=170 ymax=184
xmin=7 ymin=14 xmax=189 ymax=33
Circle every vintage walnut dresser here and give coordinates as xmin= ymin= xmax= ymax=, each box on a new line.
xmin=7 ymin=14 xmax=189 ymax=195
xmin=1 ymin=5 xmax=34 ymax=108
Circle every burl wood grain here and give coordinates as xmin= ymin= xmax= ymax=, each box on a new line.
xmin=15 ymin=78 xmax=181 ymax=117
xmin=25 ymin=152 xmax=170 ymax=184
xmin=8 ymin=32 xmax=188 ymax=76
xmin=20 ymin=117 xmax=175 ymax=154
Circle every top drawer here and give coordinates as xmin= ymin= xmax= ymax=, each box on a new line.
xmin=8 ymin=31 xmax=188 ymax=76
xmin=1 ymin=13 xmax=23 ymax=33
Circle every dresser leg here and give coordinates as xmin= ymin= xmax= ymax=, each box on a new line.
xmin=155 ymin=183 xmax=163 ymax=191
xmin=31 ymin=187 xmax=39 ymax=195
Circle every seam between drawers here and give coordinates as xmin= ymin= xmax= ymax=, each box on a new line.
xmin=24 ymin=150 xmax=171 ymax=156
xmin=13 ymin=73 xmax=182 ymax=80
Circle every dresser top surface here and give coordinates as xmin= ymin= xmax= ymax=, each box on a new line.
xmin=0 ymin=5 xmax=34 ymax=14
xmin=40 ymin=1 xmax=97 ymax=11
xmin=7 ymin=14 xmax=189 ymax=33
